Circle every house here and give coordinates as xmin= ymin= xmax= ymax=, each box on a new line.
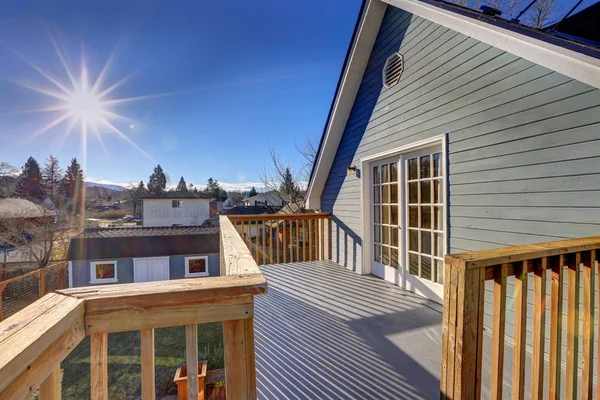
xmin=0 ymin=198 xmax=56 ymax=257
xmin=209 ymin=199 xmax=224 ymax=217
xmin=67 ymin=226 xmax=220 ymax=287
xmin=0 ymin=198 xmax=55 ymax=224
xmin=140 ymin=191 xmax=211 ymax=227
xmin=221 ymin=205 xmax=280 ymax=239
xmin=243 ymin=190 xmax=289 ymax=207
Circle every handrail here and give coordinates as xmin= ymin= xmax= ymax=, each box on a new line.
xmin=441 ymin=236 xmax=600 ymax=399
xmin=0 ymin=215 xmax=267 ymax=399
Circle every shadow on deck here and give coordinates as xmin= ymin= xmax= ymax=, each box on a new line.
xmin=254 ymin=261 xmax=443 ymax=400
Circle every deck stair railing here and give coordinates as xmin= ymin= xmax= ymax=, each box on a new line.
xmin=227 ymin=213 xmax=332 ymax=266
xmin=0 ymin=215 xmax=266 ymax=400
xmin=441 ymin=236 xmax=600 ymax=399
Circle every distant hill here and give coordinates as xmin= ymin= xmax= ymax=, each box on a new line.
xmin=86 ymin=181 xmax=127 ymax=192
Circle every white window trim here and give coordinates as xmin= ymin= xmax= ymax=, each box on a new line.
xmin=89 ymin=260 xmax=118 ymax=284
xmin=184 ymin=256 xmax=209 ymax=278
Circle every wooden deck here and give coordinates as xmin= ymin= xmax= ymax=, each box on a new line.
xmin=254 ymin=261 xmax=443 ymax=399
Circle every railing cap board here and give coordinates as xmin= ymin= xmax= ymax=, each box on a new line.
xmin=0 ymin=293 xmax=84 ymax=394
xmin=226 ymin=212 xmax=331 ymax=221
xmin=221 ymin=215 xmax=263 ymax=276
xmin=446 ymin=236 xmax=600 ymax=270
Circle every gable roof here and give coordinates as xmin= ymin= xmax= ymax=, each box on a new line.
xmin=306 ymin=0 xmax=600 ymax=209
xmin=0 ymin=198 xmax=55 ymax=219
xmin=141 ymin=191 xmax=211 ymax=199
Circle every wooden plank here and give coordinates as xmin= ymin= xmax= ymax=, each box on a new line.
xmin=566 ymin=253 xmax=580 ymax=398
xmin=328 ymin=217 xmax=332 ymax=260
xmin=295 ymin=220 xmax=300 ymax=263
xmin=59 ymin=274 xmax=267 ymax=313
xmin=447 ymin=236 xmax=600 ymax=270
xmin=186 ymin=324 xmax=199 ymax=400
xmin=85 ymin=296 xmax=254 ymax=334
xmin=269 ymin=220 xmax=273 ymax=264
xmin=302 ymin=220 xmax=306 ymax=262
xmin=530 ymin=258 xmax=546 ymax=400
xmin=0 ymin=293 xmax=84 ymax=394
xmin=511 ymin=260 xmax=528 ymax=400
xmin=227 ymin=212 xmax=331 ymax=222
xmin=581 ymin=250 xmax=595 ymax=400
xmin=38 ymin=366 xmax=61 ymax=400
xmin=283 ymin=221 xmax=287 ymax=263
xmin=549 ymin=256 xmax=564 ymax=400
xmin=490 ymin=264 xmax=507 ymax=400
xmin=141 ymin=329 xmax=155 ymax=400
xmin=223 ymin=316 xmax=257 ymax=400
xmin=309 ymin=219 xmax=313 ymax=261
xmin=320 ymin=218 xmax=325 ymax=260
xmin=90 ymin=333 xmax=108 ymax=400
xmin=219 ymin=216 xmax=263 ymax=275
xmin=276 ymin=220 xmax=280 ymax=264
xmin=440 ymin=261 xmax=451 ymax=398
xmin=262 ymin=220 xmax=266 ymax=266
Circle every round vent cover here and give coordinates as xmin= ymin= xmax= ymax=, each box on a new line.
xmin=383 ymin=52 xmax=404 ymax=88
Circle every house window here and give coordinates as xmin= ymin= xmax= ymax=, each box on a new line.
xmin=184 ymin=256 xmax=209 ymax=278
xmin=172 ymin=200 xmax=182 ymax=208
xmin=90 ymin=261 xmax=118 ymax=284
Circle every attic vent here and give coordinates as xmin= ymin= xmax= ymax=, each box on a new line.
xmin=383 ymin=52 xmax=404 ymax=88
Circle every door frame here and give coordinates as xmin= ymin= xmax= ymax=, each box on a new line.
xmin=360 ymin=134 xmax=448 ymax=296
xmin=133 ymin=256 xmax=171 ymax=283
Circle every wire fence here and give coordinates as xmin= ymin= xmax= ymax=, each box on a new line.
xmin=0 ymin=261 xmax=68 ymax=321
xmin=1 ymin=261 xmax=41 ymax=280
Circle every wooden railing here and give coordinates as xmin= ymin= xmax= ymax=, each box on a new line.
xmin=0 ymin=216 xmax=266 ymax=400
xmin=441 ymin=236 xmax=600 ymax=400
xmin=227 ymin=213 xmax=331 ymax=265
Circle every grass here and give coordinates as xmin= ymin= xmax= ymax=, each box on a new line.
xmin=60 ymin=323 xmax=224 ymax=399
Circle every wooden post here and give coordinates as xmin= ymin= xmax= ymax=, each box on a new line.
xmin=141 ymin=329 xmax=155 ymax=400
xmin=549 ymin=256 xmax=564 ymax=400
xmin=261 ymin=221 xmax=266 ymax=266
xmin=530 ymin=258 xmax=546 ymax=400
xmin=91 ymin=333 xmax=108 ymax=400
xmin=566 ymin=253 xmax=580 ymax=397
xmin=276 ymin=221 xmax=280 ymax=264
xmin=223 ymin=316 xmax=257 ymax=400
xmin=1 ymin=263 xmax=6 ymax=282
xmin=511 ymin=261 xmax=528 ymax=400
xmin=490 ymin=264 xmax=507 ymax=400
xmin=0 ymin=285 xmax=4 ymax=322
xmin=308 ymin=219 xmax=313 ymax=261
xmin=39 ymin=270 xmax=46 ymax=298
xmin=59 ymin=266 xmax=66 ymax=289
xmin=269 ymin=220 xmax=273 ymax=265
xmin=327 ymin=216 xmax=332 ymax=260
xmin=39 ymin=366 xmax=61 ymax=400
xmin=283 ymin=221 xmax=287 ymax=264
xmin=581 ymin=251 xmax=595 ymax=399
xmin=440 ymin=259 xmax=484 ymax=399
xmin=320 ymin=218 xmax=324 ymax=260
xmin=186 ymin=325 xmax=199 ymax=400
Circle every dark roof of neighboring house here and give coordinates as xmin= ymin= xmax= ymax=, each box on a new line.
xmin=220 ymin=205 xmax=281 ymax=215
xmin=68 ymin=226 xmax=219 ymax=260
xmin=141 ymin=191 xmax=211 ymax=199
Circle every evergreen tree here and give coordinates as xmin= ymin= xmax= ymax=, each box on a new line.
xmin=18 ymin=156 xmax=45 ymax=200
xmin=42 ymin=156 xmax=63 ymax=204
xmin=204 ymin=177 xmax=222 ymax=199
xmin=279 ymin=168 xmax=298 ymax=197
xmin=147 ymin=164 xmax=167 ymax=195
xmin=63 ymin=158 xmax=84 ymax=213
xmin=176 ymin=176 xmax=188 ymax=192
xmin=248 ymin=187 xmax=258 ymax=197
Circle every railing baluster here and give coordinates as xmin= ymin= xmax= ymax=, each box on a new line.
xmin=186 ymin=324 xmax=199 ymax=400
xmin=549 ymin=255 xmax=564 ymax=400
xmin=512 ymin=260 xmax=528 ymax=400
xmin=581 ymin=250 xmax=595 ymax=399
xmin=295 ymin=219 xmax=299 ymax=263
xmin=302 ymin=220 xmax=306 ymax=262
xmin=253 ymin=220 xmax=258 ymax=264
xmin=276 ymin=220 xmax=280 ymax=264
xmin=141 ymin=329 xmax=155 ymax=400
xmin=320 ymin=217 xmax=324 ymax=260
xmin=328 ymin=216 xmax=332 ymax=260
xmin=283 ymin=219 xmax=287 ymax=263
xmin=490 ymin=264 xmax=507 ymax=400
xmin=531 ymin=258 xmax=547 ymax=400
xmin=566 ymin=253 xmax=580 ymax=398
xmin=262 ymin=220 xmax=266 ymax=266
xmin=91 ymin=333 xmax=108 ymax=400
xmin=39 ymin=367 xmax=61 ymax=400
xmin=269 ymin=220 xmax=273 ymax=264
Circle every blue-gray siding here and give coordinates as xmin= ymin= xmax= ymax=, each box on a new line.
xmin=71 ymin=253 xmax=220 ymax=287
xmin=321 ymin=6 xmax=600 ymax=370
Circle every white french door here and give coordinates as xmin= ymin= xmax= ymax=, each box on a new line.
xmin=134 ymin=257 xmax=170 ymax=283
xmin=369 ymin=145 xmax=444 ymax=302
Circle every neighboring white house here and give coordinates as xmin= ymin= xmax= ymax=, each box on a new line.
xmin=244 ymin=191 xmax=290 ymax=207
xmin=141 ymin=192 xmax=211 ymax=227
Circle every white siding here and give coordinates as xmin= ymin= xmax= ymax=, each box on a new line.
xmin=142 ymin=199 xmax=210 ymax=227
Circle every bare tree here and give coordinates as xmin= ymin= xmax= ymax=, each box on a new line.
xmin=126 ymin=181 xmax=147 ymax=216
xmin=0 ymin=162 xmax=20 ymax=198
xmin=523 ymin=0 xmax=560 ymax=27
xmin=294 ymin=135 xmax=319 ymax=183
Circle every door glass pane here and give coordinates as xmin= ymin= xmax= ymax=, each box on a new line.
xmin=409 ymin=253 xmax=419 ymax=275
xmin=382 ymin=225 xmax=389 ymax=245
xmin=390 ymin=163 xmax=398 ymax=182
xmin=374 ymin=225 xmax=381 ymax=243
xmin=382 ymin=246 xmax=390 ymax=265
xmin=433 ymin=179 xmax=441 ymax=204
xmin=421 ymin=206 xmax=431 ymax=229
xmin=382 ymin=164 xmax=389 ymax=183
xmin=373 ymin=166 xmax=380 ymax=184
xmin=374 ymin=186 xmax=380 ymax=204
xmin=382 ymin=205 xmax=389 ymax=224
xmin=420 ymin=155 xmax=430 ymax=178
xmin=391 ymin=205 xmax=398 ymax=225
xmin=420 ymin=181 xmax=431 ymax=203
xmin=434 ymin=206 xmax=443 ymax=230
xmin=433 ymin=153 xmax=441 ymax=177
xmin=434 ymin=232 xmax=443 ymax=256
xmin=391 ymin=227 xmax=398 ymax=247
xmin=409 ymin=182 xmax=418 ymax=203
xmin=390 ymin=184 xmax=398 ymax=204
xmin=422 ymin=257 xmax=432 ymax=280
xmin=374 ymin=244 xmax=381 ymax=262
xmin=391 ymin=248 xmax=398 ymax=268
xmin=408 ymin=158 xmax=417 ymax=180
xmin=409 ymin=229 xmax=418 ymax=251
xmin=409 ymin=206 xmax=418 ymax=227
xmin=421 ymin=231 xmax=432 ymax=255
xmin=382 ymin=185 xmax=389 ymax=204
xmin=374 ymin=206 xmax=381 ymax=223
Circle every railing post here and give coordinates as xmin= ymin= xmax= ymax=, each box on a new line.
xmin=186 ymin=324 xmax=199 ymax=400
xmin=39 ymin=367 xmax=61 ymax=400
xmin=38 ymin=269 xmax=46 ymax=298
xmin=141 ymin=329 xmax=155 ymax=400
xmin=91 ymin=333 xmax=108 ymax=400
xmin=440 ymin=258 xmax=484 ymax=400
xmin=223 ymin=314 xmax=257 ymax=399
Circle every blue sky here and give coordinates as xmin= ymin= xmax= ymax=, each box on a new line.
xmin=0 ymin=0 xmax=362 ymax=190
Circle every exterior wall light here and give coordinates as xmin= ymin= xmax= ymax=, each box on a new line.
xmin=347 ymin=165 xmax=357 ymax=175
